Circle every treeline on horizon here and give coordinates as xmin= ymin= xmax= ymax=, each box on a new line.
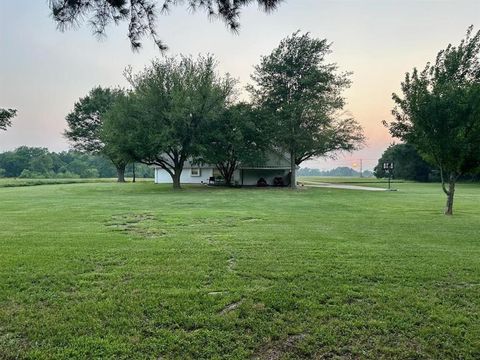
xmin=300 ymin=143 xmax=480 ymax=182
xmin=373 ymin=144 xmax=480 ymax=182
xmin=0 ymin=147 xmax=153 ymax=179
xmin=298 ymin=167 xmax=374 ymax=178
xmin=0 ymin=146 xmax=373 ymax=179
xmin=1 ymin=145 xmax=478 ymax=182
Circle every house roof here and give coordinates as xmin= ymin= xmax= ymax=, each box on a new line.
xmin=239 ymin=150 xmax=291 ymax=169
xmin=153 ymin=149 xmax=292 ymax=170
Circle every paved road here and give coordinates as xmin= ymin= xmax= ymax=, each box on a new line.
xmin=302 ymin=182 xmax=389 ymax=192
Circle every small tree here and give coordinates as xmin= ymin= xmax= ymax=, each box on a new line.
xmin=0 ymin=108 xmax=16 ymax=131
xmin=50 ymin=0 xmax=282 ymax=50
xmin=64 ymin=87 xmax=130 ymax=182
xmin=250 ymin=31 xmax=365 ymax=188
xmin=196 ymin=103 xmax=268 ymax=186
xmin=384 ymin=26 xmax=480 ymax=215
xmin=107 ymin=56 xmax=236 ymax=189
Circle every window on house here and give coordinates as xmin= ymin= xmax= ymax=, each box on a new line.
xmin=191 ymin=168 xmax=201 ymax=177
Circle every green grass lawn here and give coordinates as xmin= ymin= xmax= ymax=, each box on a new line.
xmin=1 ymin=181 xmax=479 ymax=359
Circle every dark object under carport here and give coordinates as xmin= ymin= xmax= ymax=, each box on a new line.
xmin=257 ymin=177 xmax=268 ymax=187
xmin=273 ymin=177 xmax=285 ymax=187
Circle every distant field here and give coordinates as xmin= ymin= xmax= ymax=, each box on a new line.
xmin=0 ymin=178 xmax=153 ymax=188
xmin=1 ymin=182 xmax=479 ymax=359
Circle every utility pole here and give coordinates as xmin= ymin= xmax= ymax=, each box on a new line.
xmin=359 ymin=159 xmax=363 ymax=178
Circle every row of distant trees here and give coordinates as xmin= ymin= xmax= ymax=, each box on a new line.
xmin=0 ymin=147 xmax=153 ymax=179
xmin=298 ymin=167 xmax=373 ymax=178
xmin=374 ymin=144 xmax=480 ymax=182
xmin=64 ymin=32 xmax=364 ymax=189
xmin=374 ymin=144 xmax=432 ymax=182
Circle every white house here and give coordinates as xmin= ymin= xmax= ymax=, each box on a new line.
xmin=154 ymin=151 xmax=294 ymax=186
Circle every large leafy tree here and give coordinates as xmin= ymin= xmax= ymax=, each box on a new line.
xmin=384 ymin=26 xmax=480 ymax=215
xmin=196 ymin=102 xmax=268 ymax=186
xmin=64 ymin=87 xmax=131 ymax=182
xmin=106 ymin=55 xmax=236 ymax=189
xmin=374 ymin=143 xmax=432 ymax=182
xmin=250 ymin=31 xmax=365 ymax=188
xmin=0 ymin=108 xmax=16 ymax=132
xmin=101 ymin=91 xmax=141 ymax=174
xmin=49 ymin=0 xmax=283 ymax=50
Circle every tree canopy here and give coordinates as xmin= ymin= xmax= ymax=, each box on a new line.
xmin=374 ymin=143 xmax=432 ymax=182
xmin=64 ymin=87 xmax=132 ymax=181
xmin=195 ymin=102 xmax=269 ymax=185
xmin=101 ymin=91 xmax=142 ymax=173
xmin=49 ymin=0 xmax=283 ymax=50
xmin=384 ymin=26 xmax=480 ymax=215
xmin=104 ymin=55 xmax=237 ymax=188
xmin=250 ymin=31 xmax=365 ymax=188
xmin=0 ymin=108 xmax=17 ymax=132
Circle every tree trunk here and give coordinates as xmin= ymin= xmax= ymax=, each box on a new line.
xmin=116 ymin=163 xmax=126 ymax=183
xmin=444 ymin=177 xmax=456 ymax=216
xmin=290 ymin=150 xmax=296 ymax=189
xmin=217 ymin=161 xmax=237 ymax=187
xmin=132 ymin=162 xmax=136 ymax=183
xmin=224 ymin=174 xmax=232 ymax=186
xmin=223 ymin=165 xmax=235 ymax=186
xmin=171 ymin=169 xmax=182 ymax=189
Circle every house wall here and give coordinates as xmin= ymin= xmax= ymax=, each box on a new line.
xmin=154 ymin=168 xmax=214 ymax=184
xmin=154 ymin=167 xmax=295 ymax=186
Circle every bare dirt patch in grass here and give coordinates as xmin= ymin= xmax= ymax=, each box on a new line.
xmin=105 ymin=213 xmax=263 ymax=241
xmin=253 ymin=334 xmax=306 ymax=360
xmin=219 ymin=299 xmax=244 ymax=315
xmin=227 ymin=255 xmax=236 ymax=271
xmin=105 ymin=212 xmax=167 ymax=238
xmin=208 ymin=290 xmax=229 ymax=296
xmin=183 ymin=215 xmax=264 ymax=227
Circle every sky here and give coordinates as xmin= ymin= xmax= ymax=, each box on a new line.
xmin=1 ymin=0 xmax=479 ymax=170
